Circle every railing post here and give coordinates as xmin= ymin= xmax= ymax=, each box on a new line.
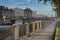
xmin=37 ymin=22 xmax=39 ymax=31
xmin=32 ymin=22 xmax=35 ymax=32
xmin=13 ymin=24 xmax=20 ymax=40
xmin=40 ymin=22 xmax=42 ymax=29
xmin=45 ymin=20 xmax=46 ymax=26
xmin=25 ymin=22 xmax=30 ymax=37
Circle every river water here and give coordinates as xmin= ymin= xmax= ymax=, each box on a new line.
xmin=0 ymin=20 xmax=45 ymax=28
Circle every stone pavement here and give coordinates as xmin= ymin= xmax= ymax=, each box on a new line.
xmin=21 ymin=22 xmax=56 ymax=40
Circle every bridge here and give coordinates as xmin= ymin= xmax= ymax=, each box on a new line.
xmin=0 ymin=19 xmax=57 ymax=40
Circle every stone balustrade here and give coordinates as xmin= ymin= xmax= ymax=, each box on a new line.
xmin=12 ymin=19 xmax=54 ymax=40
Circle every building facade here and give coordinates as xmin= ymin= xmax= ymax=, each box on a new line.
xmin=24 ymin=8 xmax=32 ymax=18
xmin=14 ymin=8 xmax=24 ymax=19
xmin=3 ymin=9 xmax=15 ymax=24
xmin=0 ymin=6 xmax=15 ymax=24
xmin=0 ymin=6 xmax=3 ymax=24
xmin=32 ymin=11 xmax=37 ymax=18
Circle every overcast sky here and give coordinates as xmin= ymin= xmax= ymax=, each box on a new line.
xmin=0 ymin=0 xmax=56 ymax=17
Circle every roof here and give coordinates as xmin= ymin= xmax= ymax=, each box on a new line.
xmin=24 ymin=8 xmax=32 ymax=12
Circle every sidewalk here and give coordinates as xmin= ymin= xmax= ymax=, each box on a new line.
xmin=21 ymin=22 xmax=57 ymax=40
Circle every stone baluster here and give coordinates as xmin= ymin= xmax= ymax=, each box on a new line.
xmin=25 ymin=22 xmax=30 ymax=37
xmin=40 ymin=22 xmax=42 ymax=30
xmin=37 ymin=22 xmax=39 ymax=31
xmin=45 ymin=20 xmax=47 ymax=26
xmin=32 ymin=22 xmax=35 ymax=32
xmin=13 ymin=24 xmax=20 ymax=40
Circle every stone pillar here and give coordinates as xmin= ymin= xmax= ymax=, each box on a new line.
xmin=37 ymin=22 xmax=39 ymax=31
xmin=40 ymin=22 xmax=42 ymax=29
xmin=13 ymin=24 xmax=19 ymax=40
xmin=32 ymin=22 xmax=35 ymax=32
xmin=25 ymin=22 xmax=30 ymax=37
xmin=45 ymin=20 xmax=47 ymax=26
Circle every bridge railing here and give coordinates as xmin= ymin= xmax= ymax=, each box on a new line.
xmin=0 ymin=19 xmax=54 ymax=40
xmin=12 ymin=19 xmax=54 ymax=40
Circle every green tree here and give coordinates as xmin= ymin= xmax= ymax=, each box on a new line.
xmin=38 ymin=0 xmax=60 ymax=17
